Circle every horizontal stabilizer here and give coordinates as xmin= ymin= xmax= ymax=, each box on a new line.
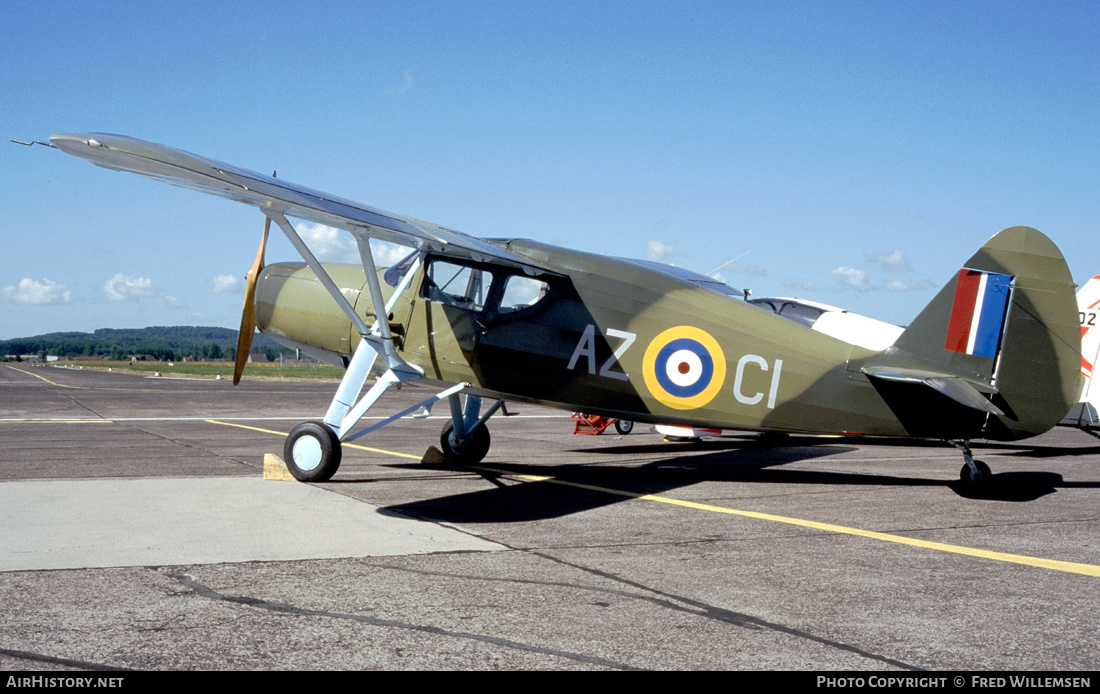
xmin=862 ymin=366 xmax=1004 ymax=416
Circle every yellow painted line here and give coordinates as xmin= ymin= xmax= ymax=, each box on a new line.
xmin=485 ymin=470 xmax=1100 ymax=578
xmin=204 ymin=420 xmax=289 ymax=437
xmin=204 ymin=419 xmax=422 ymax=460
xmin=5 ymin=366 xmax=88 ymax=389
xmin=205 ymin=417 xmax=1100 ymax=578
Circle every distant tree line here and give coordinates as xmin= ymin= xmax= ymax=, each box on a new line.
xmin=0 ymin=326 xmax=291 ymax=362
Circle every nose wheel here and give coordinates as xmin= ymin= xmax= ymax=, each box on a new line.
xmin=284 ymin=421 xmax=342 ymax=482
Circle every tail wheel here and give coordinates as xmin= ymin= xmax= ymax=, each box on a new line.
xmin=614 ymin=420 xmax=634 ymax=435
xmin=440 ymin=420 xmax=491 ymax=464
xmin=284 ymin=421 xmax=342 ymax=482
xmin=959 ymin=460 xmax=992 ymax=487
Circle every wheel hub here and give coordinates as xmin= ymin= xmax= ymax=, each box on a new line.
xmin=291 ymin=435 xmax=323 ymax=471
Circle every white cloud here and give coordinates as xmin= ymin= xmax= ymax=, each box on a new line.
xmin=645 ymin=239 xmax=674 ymax=261
xmin=101 ymin=273 xmax=187 ymax=311
xmin=104 ymin=273 xmax=157 ymax=301
xmin=871 ymin=248 xmax=912 ymax=272
xmin=831 ymin=266 xmax=870 ymax=291
xmin=297 ymin=223 xmax=359 ymax=262
xmin=371 ymin=240 xmax=415 ymax=268
xmin=296 ymin=223 xmax=414 ymax=268
xmin=3 ymin=278 xmax=72 ymax=305
xmin=212 ymin=274 xmax=241 ymax=294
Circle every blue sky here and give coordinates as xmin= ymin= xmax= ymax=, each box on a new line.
xmin=3 ymin=0 xmax=1098 ymax=339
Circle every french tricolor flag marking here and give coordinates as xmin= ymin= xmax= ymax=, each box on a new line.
xmin=944 ymin=269 xmax=1013 ymax=358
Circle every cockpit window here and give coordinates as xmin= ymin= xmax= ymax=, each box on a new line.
xmin=498 ymin=275 xmax=550 ymax=313
xmin=424 ymin=259 xmax=495 ymax=312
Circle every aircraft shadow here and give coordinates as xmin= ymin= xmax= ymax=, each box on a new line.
xmin=372 ymin=440 xmax=1080 ymax=523
xmin=814 ymin=436 xmax=1100 ymax=459
xmin=947 ymin=471 xmax=1090 ymax=501
xmin=371 ymin=435 xmax=1100 ymax=522
xmin=566 ymin=435 xmax=1099 ymax=500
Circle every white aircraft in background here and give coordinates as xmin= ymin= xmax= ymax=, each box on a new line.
xmin=1062 ymin=275 xmax=1100 ymax=437
xmin=657 ymin=278 xmax=1100 ymax=440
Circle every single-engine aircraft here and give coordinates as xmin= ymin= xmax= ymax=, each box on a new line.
xmin=48 ymin=133 xmax=1084 ymax=488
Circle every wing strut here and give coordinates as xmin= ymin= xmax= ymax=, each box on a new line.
xmin=267 ymin=209 xmax=417 ymax=361
xmin=268 ymin=212 xmax=372 ymax=352
xmin=265 ymin=209 xmax=432 ymax=440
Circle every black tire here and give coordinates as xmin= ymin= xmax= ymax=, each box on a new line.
xmin=959 ymin=460 xmax=992 ymax=486
xmin=614 ymin=420 xmax=634 ymax=435
xmin=284 ymin=421 xmax=342 ymax=482
xmin=439 ymin=420 xmax=491 ymax=464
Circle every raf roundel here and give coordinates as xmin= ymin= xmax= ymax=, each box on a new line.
xmin=642 ymin=326 xmax=727 ymax=410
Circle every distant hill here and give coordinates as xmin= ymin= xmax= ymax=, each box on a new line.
xmin=0 ymin=326 xmax=292 ymax=362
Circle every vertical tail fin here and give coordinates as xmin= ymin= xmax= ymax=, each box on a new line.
xmin=891 ymin=226 xmax=1081 ymax=440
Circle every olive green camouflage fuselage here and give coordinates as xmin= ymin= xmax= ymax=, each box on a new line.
xmin=255 ymin=228 xmax=1081 ymax=443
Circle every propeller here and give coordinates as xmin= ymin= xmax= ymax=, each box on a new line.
xmin=233 ymin=214 xmax=270 ymax=385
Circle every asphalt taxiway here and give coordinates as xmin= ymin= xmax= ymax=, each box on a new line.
xmin=1 ymin=363 xmax=1098 ymax=670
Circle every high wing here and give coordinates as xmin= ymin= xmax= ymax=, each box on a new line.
xmin=49 ymin=133 xmax=547 ymax=274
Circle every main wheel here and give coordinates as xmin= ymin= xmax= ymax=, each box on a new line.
xmin=959 ymin=460 xmax=992 ymax=487
xmin=439 ymin=420 xmax=491 ymax=464
xmin=284 ymin=421 xmax=342 ymax=482
xmin=614 ymin=419 xmax=634 ymax=435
